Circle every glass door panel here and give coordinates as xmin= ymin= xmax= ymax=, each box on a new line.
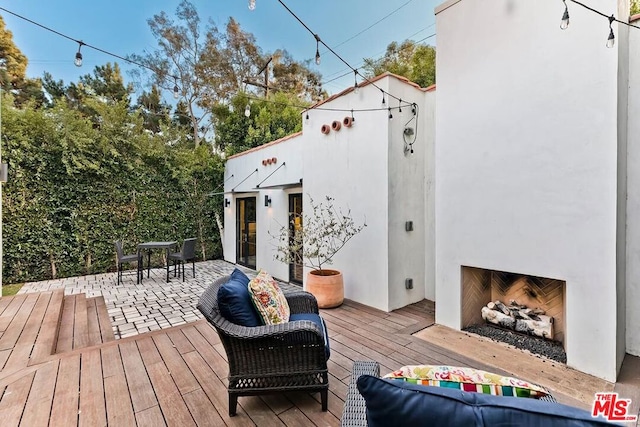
xmin=236 ymin=197 xmax=257 ymax=269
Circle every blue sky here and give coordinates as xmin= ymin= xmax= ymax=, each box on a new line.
xmin=0 ymin=0 xmax=439 ymax=97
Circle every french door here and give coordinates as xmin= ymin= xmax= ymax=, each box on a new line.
xmin=289 ymin=194 xmax=303 ymax=284
xmin=236 ymin=197 xmax=256 ymax=269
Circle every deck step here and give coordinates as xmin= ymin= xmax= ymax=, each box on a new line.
xmin=0 ymin=290 xmax=66 ymax=372
xmin=55 ymin=294 xmax=89 ymax=354
xmin=86 ymin=296 xmax=115 ymax=346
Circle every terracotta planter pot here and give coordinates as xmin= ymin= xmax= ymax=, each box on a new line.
xmin=306 ymin=269 xmax=344 ymax=309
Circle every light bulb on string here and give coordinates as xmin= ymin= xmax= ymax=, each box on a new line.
xmin=248 ymin=0 xmax=256 ymax=10
xmin=314 ymin=34 xmax=321 ymax=65
xmin=305 ymin=111 xmax=309 ymax=120
xmin=606 ymin=15 xmax=615 ymax=48
xmin=244 ymin=103 xmax=251 ymax=117
xmin=351 ymin=109 xmax=355 ymax=123
xmin=173 ymin=78 xmax=179 ymax=100
xmin=399 ymin=99 xmax=403 ymax=113
xmin=381 ymin=89 xmax=386 ymax=107
xmin=560 ymin=0 xmax=570 ymax=30
xmin=353 ymin=70 xmax=359 ymax=94
xmin=388 ymin=108 xmax=393 ymax=120
xmin=74 ymin=41 xmax=84 ymax=67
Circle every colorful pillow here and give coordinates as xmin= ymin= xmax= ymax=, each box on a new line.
xmin=248 ymin=270 xmax=290 ymax=325
xmin=383 ymin=365 xmax=550 ymax=399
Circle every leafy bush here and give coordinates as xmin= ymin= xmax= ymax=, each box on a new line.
xmin=1 ymin=94 xmax=224 ymax=284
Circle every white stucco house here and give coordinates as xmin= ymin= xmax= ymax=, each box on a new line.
xmin=223 ymin=73 xmax=436 ymax=313
xmin=223 ymin=0 xmax=640 ymax=382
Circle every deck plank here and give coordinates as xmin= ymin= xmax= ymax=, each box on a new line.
xmin=20 ymin=360 xmax=59 ymax=427
xmin=79 ymin=349 xmax=106 ymax=427
xmin=167 ymin=329 xmax=195 ymax=354
xmin=29 ymin=289 xmax=64 ymax=366
xmin=94 ymin=297 xmax=115 ymax=343
xmin=0 ymin=294 xmax=28 ymax=333
xmin=85 ymin=297 xmax=102 ymax=347
xmin=152 ymin=334 xmax=200 ymax=395
xmin=135 ymin=405 xmax=167 ymax=427
xmin=144 ymin=362 xmax=196 ymax=427
xmin=119 ymin=340 xmax=158 ymax=413
xmin=55 ymin=296 xmax=76 ymax=354
xmin=0 ymin=293 xmax=39 ymax=351
xmin=181 ymin=350 xmax=255 ymax=426
xmin=49 ymin=354 xmax=80 ymax=426
xmin=183 ymin=388 xmax=225 ymax=426
xmin=3 ymin=292 xmax=53 ymax=371
xmin=73 ymin=295 xmax=88 ymax=350
xmin=0 ymin=371 xmax=35 ymax=425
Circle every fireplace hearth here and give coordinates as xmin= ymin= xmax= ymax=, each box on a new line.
xmin=461 ymin=266 xmax=566 ymax=362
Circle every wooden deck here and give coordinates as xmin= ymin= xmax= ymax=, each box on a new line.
xmin=0 ymin=290 xmax=636 ymax=426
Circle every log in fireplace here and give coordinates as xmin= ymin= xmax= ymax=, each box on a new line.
xmin=461 ymin=266 xmax=566 ymax=345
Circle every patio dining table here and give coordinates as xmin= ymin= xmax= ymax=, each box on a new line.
xmin=137 ymin=241 xmax=178 ymax=283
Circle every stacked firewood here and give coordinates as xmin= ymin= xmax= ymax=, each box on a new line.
xmin=481 ymin=300 xmax=554 ymax=340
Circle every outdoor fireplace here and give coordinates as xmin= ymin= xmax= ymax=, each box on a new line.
xmin=460 ymin=266 xmax=566 ymax=358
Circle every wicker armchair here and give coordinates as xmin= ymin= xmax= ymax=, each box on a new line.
xmin=197 ymin=275 xmax=329 ymax=416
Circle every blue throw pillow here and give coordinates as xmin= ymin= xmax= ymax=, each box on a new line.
xmin=217 ymin=268 xmax=262 ymax=327
xmin=289 ymin=313 xmax=330 ymax=360
xmin=356 ymin=375 xmax=618 ymax=427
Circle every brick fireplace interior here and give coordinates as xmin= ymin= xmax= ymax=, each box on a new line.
xmin=461 ymin=266 xmax=566 ymax=345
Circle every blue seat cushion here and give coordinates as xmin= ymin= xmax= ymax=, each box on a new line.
xmin=217 ymin=268 xmax=262 ymax=327
xmin=289 ymin=313 xmax=330 ymax=360
xmin=357 ymin=375 xmax=618 ymax=427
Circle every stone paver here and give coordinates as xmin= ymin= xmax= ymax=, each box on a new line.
xmin=18 ymin=259 xmax=257 ymax=339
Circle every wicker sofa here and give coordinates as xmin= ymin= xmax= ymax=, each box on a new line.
xmin=197 ymin=274 xmax=329 ymax=416
xmin=340 ymin=361 xmax=623 ymax=427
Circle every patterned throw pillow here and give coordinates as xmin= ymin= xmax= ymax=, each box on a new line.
xmin=383 ymin=365 xmax=550 ymax=399
xmin=248 ymin=270 xmax=290 ymax=325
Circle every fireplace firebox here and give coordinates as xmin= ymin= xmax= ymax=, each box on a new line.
xmin=461 ymin=266 xmax=566 ymax=346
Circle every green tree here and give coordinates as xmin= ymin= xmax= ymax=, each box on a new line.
xmin=214 ymin=91 xmax=306 ymax=156
xmin=632 ymin=0 xmax=640 ymax=15
xmin=129 ymin=0 xmax=226 ymax=147
xmin=363 ymin=40 xmax=436 ymax=88
xmin=79 ymin=62 xmax=132 ymax=104
xmin=0 ymin=15 xmax=46 ymax=107
xmin=135 ymin=85 xmax=171 ymax=133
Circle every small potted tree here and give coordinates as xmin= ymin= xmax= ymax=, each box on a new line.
xmin=273 ymin=195 xmax=366 ymax=308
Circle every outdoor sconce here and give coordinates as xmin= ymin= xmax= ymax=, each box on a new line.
xmin=264 ymin=195 xmax=272 ymax=207
xmin=224 ymin=198 xmax=231 ymax=208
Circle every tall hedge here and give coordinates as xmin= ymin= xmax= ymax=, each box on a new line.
xmin=2 ymin=95 xmax=224 ymax=284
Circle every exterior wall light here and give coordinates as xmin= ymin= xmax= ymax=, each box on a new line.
xmin=264 ymin=195 xmax=272 ymax=207
xmin=224 ymin=198 xmax=231 ymax=208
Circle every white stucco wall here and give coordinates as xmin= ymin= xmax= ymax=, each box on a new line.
xmin=223 ymin=134 xmax=304 ymax=281
xmin=626 ymin=14 xmax=640 ymax=357
xmin=223 ymin=74 xmax=434 ymax=312
xmin=386 ymin=78 xmax=433 ymax=310
xmin=302 ymin=81 xmax=391 ymax=310
xmin=435 ymin=0 xmax=620 ymax=381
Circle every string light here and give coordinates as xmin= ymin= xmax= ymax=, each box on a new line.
xmin=248 ymin=0 xmax=256 ymax=11
xmin=399 ymin=99 xmax=403 ymax=113
xmin=560 ymin=0 xmax=570 ymax=30
xmin=381 ymin=89 xmax=386 ymax=107
xmin=173 ymin=77 xmax=179 ymax=99
xmin=351 ymin=109 xmax=355 ymax=123
xmin=388 ymin=108 xmax=393 ymax=120
xmin=74 ymin=41 xmax=84 ymax=67
xmin=244 ymin=103 xmax=251 ymax=117
xmin=305 ymin=111 xmax=309 ymax=120
xmin=314 ymin=34 xmax=321 ymax=65
xmin=353 ymin=69 xmax=359 ymax=94
xmin=0 ymin=7 xmax=181 ymax=98
xmin=275 ymin=0 xmax=409 ymax=110
xmin=606 ymin=14 xmax=615 ymax=48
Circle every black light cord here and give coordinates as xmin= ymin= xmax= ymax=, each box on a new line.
xmin=275 ymin=0 xmax=410 ymax=106
xmin=567 ymin=0 xmax=640 ymax=29
xmin=0 ymin=7 xmax=179 ymax=82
